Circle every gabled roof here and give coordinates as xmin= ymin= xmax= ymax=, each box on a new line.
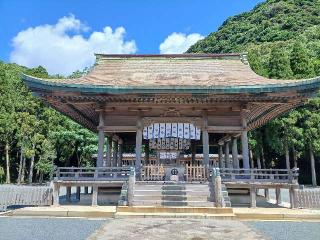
xmin=22 ymin=53 xmax=320 ymax=94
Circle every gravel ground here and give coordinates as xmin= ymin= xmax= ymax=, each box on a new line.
xmin=247 ymin=221 xmax=320 ymax=240
xmin=0 ymin=217 xmax=104 ymax=240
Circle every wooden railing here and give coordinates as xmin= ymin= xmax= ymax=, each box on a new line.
xmin=141 ymin=164 xmax=165 ymax=181
xmin=0 ymin=185 xmax=52 ymax=211
xmin=185 ymin=164 xmax=208 ymax=182
xmin=219 ymin=168 xmax=299 ymax=184
xmin=54 ymin=167 xmax=131 ymax=181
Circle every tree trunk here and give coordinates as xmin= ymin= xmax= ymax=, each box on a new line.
xmin=309 ymin=146 xmax=317 ymax=187
xmin=285 ymin=143 xmax=290 ymax=170
xmin=5 ymin=142 xmax=10 ymax=183
xmin=17 ymin=146 xmax=23 ymax=184
xmin=28 ymin=143 xmax=35 ymax=184
xmin=292 ymin=147 xmax=298 ymax=169
xmin=249 ymin=149 xmax=254 ymax=168
xmin=261 ymin=146 xmax=266 ymax=169
xmin=257 ymin=154 xmax=262 ymax=169
xmin=21 ymin=155 xmax=26 ymax=183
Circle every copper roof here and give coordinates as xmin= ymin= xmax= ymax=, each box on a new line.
xmin=23 ymin=53 xmax=320 ymax=94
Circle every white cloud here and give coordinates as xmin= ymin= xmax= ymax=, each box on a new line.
xmin=10 ymin=15 xmax=137 ymax=76
xmin=159 ymin=32 xmax=204 ymax=54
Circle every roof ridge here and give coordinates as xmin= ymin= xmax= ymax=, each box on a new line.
xmin=94 ymin=53 xmax=242 ymax=59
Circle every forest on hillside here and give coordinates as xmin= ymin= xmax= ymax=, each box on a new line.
xmin=189 ymin=0 xmax=320 ymax=185
xmin=0 ymin=0 xmax=320 ymax=185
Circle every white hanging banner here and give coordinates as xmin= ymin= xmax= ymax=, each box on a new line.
xmin=143 ymin=122 xmax=201 ymax=140
xmin=165 ymin=123 xmax=172 ymax=137
xmin=159 ymin=123 xmax=166 ymax=138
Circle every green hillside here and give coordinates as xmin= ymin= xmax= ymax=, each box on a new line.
xmin=188 ymin=0 xmax=320 ymax=78
xmin=188 ymin=0 xmax=320 ymax=185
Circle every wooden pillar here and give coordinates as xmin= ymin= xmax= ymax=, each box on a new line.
xmin=202 ymin=112 xmax=209 ymax=167
xmin=97 ymin=111 xmax=105 ymax=167
xmin=218 ymin=144 xmax=224 ymax=169
xmin=135 ymin=116 xmax=143 ymax=177
xmin=53 ymin=182 xmax=60 ymax=206
xmin=225 ymin=141 xmax=231 ymax=168
xmin=118 ymin=140 xmax=123 ymax=167
xmin=276 ymin=187 xmax=282 ymax=205
xmin=106 ymin=137 xmax=112 ymax=167
xmin=232 ymin=137 xmax=239 ymax=169
xmin=241 ymin=109 xmax=250 ymax=169
xmin=66 ymin=186 xmax=71 ymax=202
xmin=241 ymin=131 xmax=250 ymax=169
xmin=112 ymin=140 xmax=118 ymax=167
xmin=84 ymin=186 xmax=89 ymax=195
xmin=92 ymin=185 xmax=98 ymax=206
xmin=250 ymin=186 xmax=257 ymax=208
xmin=191 ymin=141 xmax=196 ymax=164
xmin=264 ymin=188 xmax=270 ymax=201
xmin=145 ymin=141 xmax=150 ymax=165
xmin=76 ymin=186 xmax=81 ymax=201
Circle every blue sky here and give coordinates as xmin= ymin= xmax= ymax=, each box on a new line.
xmin=0 ymin=0 xmax=264 ymax=75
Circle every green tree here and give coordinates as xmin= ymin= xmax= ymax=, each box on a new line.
xmin=268 ymin=46 xmax=292 ymax=79
xmin=290 ymin=40 xmax=314 ymax=78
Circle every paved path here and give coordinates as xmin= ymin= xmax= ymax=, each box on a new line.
xmin=0 ymin=217 xmax=104 ymax=240
xmin=88 ymin=218 xmax=266 ymax=240
xmin=247 ymin=221 xmax=320 ymax=240
xmin=1 ymin=217 xmax=320 ymax=240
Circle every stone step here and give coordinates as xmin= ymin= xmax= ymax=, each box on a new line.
xmin=117 ymin=206 xmax=234 ymax=214
xmin=161 ymin=185 xmax=186 ymax=191
xmin=134 ymin=195 xmax=211 ymax=202
xmin=134 ymin=190 xmax=210 ymax=196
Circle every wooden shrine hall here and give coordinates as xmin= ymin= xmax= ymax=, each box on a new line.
xmin=23 ymin=53 xmax=320 ymax=208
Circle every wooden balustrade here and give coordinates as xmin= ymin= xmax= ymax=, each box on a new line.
xmin=54 ymin=167 xmax=131 ymax=181
xmin=141 ymin=164 xmax=165 ymax=181
xmin=185 ymin=164 xmax=208 ymax=182
xmin=219 ymin=168 xmax=299 ymax=183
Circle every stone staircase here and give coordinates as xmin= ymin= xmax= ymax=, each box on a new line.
xmin=221 ymin=183 xmax=232 ymax=207
xmin=133 ymin=182 xmax=214 ymax=207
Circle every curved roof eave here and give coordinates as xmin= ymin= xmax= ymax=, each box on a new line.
xmin=22 ymin=74 xmax=320 ymax=95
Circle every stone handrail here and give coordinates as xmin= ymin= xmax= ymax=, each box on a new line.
xmin=212 ymin=168 xmax=224 ymax=207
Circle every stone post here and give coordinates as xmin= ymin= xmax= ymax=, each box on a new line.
xmin=97 ymin=111 xmax=105 ymax=167
xmin=232 ymin=137 xmax=239 ymax=169
xmin=127 ymin=167 xmax=135 ymax=206
xmin=92 ymin=185 xmax=98 ymax=206
xmin=212 ymin=168 xmax=223 ymax=208
xmin=250 ymin=186 xmax=257 ymax=208
xmin=53 ymin=182 xmax=60 ymax=206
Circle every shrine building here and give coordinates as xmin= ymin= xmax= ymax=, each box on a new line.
xmin=22 ymin=53 xmax=320 ymax=208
